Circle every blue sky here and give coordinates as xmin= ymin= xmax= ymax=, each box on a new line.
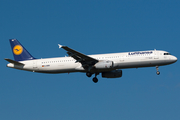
xmin=1 ymin=0 xmax=180 ymax=120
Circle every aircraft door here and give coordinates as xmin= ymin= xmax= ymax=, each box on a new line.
xmin=154 ymin=50 xmax=159 ymax=59
xmin=120 ymin=56 xmax=124 ymax=62
xmin=33 ymin=60 xmax=38 ymax=70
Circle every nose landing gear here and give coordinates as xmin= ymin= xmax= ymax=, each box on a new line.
xmin=156 ymin=66 xmax=160 ymax=75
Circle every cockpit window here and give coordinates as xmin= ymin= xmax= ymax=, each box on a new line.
xmin=164 ymin=53 xmax=171 ymax=55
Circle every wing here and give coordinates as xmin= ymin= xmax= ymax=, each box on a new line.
xmin=58 ymin=44 xmax=99 ymax=68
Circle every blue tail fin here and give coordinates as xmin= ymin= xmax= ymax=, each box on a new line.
xmin=9 ymin=39 xmax=36 ymax=61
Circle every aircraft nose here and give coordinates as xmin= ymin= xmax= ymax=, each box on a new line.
xmin=172 ymin=56 xmax=177 ymax=62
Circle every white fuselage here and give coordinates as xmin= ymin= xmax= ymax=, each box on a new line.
xmin=7 ymin=50 xmax=177 ymax=73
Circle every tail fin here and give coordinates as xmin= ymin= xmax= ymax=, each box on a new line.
xmin=9 ymin=39 xmax=36 ymax=61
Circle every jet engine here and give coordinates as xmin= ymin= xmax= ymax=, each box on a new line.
xmin=94 ymin=60 xmax=113 ymax=69
xmin=102 ymin=70 xmax=122 ymax=78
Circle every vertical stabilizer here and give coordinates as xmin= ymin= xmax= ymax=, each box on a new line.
xmin=9 ymin=39 xmax=35 ymax=61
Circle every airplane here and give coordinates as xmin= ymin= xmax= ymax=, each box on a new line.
xmin=5 ymin=39 xmax=177 ymax=83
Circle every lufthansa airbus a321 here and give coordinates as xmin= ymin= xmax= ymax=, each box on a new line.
xmin=5 ymin=39 xmax=177 ymax=83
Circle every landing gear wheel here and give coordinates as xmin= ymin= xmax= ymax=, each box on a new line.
xmin=92 ymin=77 xmax=98 ymax=83
xmin=86 ymin=72 xmax=92 ymax=77
xmin=156 ymin=71 xmax=160 ymax=75
xmin=156 ymin=66 xmax=160 ymax=75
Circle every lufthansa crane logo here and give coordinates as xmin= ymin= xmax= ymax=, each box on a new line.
xmin=13 ymin=45 xmax=23 ymax=55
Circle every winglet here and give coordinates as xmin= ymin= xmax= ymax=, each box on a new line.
xmin=58 ymin=44 xmax=63 ymax=48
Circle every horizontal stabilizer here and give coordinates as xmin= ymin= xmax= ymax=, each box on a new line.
xmin=4 ymin=58 xmax=24 ymax=65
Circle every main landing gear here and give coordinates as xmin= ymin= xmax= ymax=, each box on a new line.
xmin=86 ymin=72 xmax=99 ymax=83
xmin=156 ymin=66 xmax=160 ymax=75
xmin=93 ymin=77 xmax=98 ymax=83
xmin=86 ymin=72 xmax=92 ymax=77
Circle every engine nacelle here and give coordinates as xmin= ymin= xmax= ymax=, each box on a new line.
xmin=94 ymin=60 xmax=113 ymax=69
xmin=102 ymin=70 xmax=122 ymax=78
